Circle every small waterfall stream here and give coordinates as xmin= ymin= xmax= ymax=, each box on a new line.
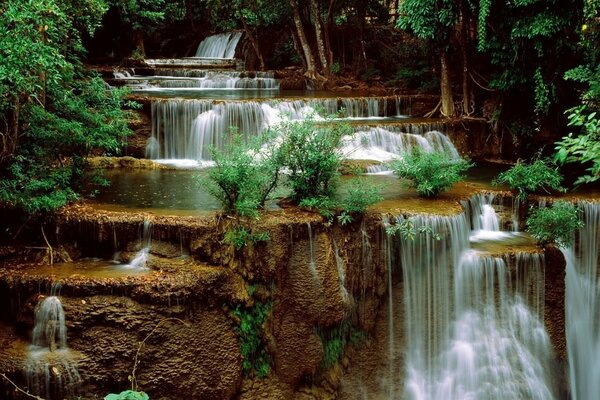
xmin=25 ymin=285 xmax=80 ymax=399
xmin=564 ymin=201 xmax=600 ymax=400
xmin=128 ymin=218 xmax=152 ymax=269
xmin=389 ymin=194 xmax=556 ymax=399
xmin=195 ymin=32 xmax=242 ymax=58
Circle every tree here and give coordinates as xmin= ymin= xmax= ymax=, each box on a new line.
xmin=554 ymin=0 xmax=600 ymax=185
xmin=0 ymin=0 xmax=131 ymax=214
xmin=106 ymin=0 xmax=166 ymax=57
xmin=396 ymin=0 xmax=460 ymax=117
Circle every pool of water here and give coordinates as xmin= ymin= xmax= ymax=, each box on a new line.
xmin=86 ymin=164 xmax=506 ymax=215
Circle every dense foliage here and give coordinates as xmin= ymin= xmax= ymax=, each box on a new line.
xmin=278 ymin=116 xmax=351 ymax=202
xmin=493 ymin=159 xmax=566 ymax=200
xmin=388 ymin=150 xmax=472 ymax=197
xmin=526 ymin=201 xmax=583 ymax=248
xmin=203 ymin=132 xmax=282 ymax=219
xmin=0 ymin=0 xmax=131 ymax=214
xmin=554 ymin=0 xmax=600 ymax=185
xmin=232 ymin=299 xmax=272 ymax=378
xmin=105 ymin=390 xmax=149 ymax=400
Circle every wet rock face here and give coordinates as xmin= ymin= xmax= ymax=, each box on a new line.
xmin=0 ymin=209 xmax=389 ymax=399
xmin=65 ymin=296 xmax=242 ymax=400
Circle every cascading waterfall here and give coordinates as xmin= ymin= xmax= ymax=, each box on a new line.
xmin=116 ymin=70 xmax=279 ymax=90
xmin=146 ymin=97 xmax=455 ymax=164
xmin=195 ymin=32 xmax=242 ymax=58
xmin=25 ymin=284 xmax=81 ymax=399
xmin=564 ymin=201 xmax=600 ymax=400
xmin=389 ymin=194 xmax=556 ymax=399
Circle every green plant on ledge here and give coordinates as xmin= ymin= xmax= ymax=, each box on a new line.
xmin=388 ymin=149 xmax=472 ymax=198
xmin=223 ymin=226 xmax=271 ymax=250
xmin=316 ymin=322 xmax=366 ymax=370
xmin=105 ymin=390 xmax=149 ymax=400
xmin=526 ymin=201 xmax=583 ymax=248
xmin=493 ymin=158 xmax=566 ymax=200
xmin=231 ymin=300 xmax=272 ymax=378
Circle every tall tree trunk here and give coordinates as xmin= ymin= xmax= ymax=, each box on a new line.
xmin=460 ymin=1 xmax=473 ymax=116
xmin=133 ymin=31 xmax=145 ymax=57
xmin=323 ymin=0 xmax=335 ymax=67
xmin=440 ymin=52 xmax=455 ymax=117
xmin=309 ymin=0 xmax=328 ymax=72
xmin=290 ymin=28 xmax=307 ymax=69
xmin=1 ymin=97 xmax=20 ymax=166
xmin=353 ymin=2 xmax=367 ymax=75
xmin=240 ymin=17 xmax=265 ymax=70
xmin=289 ymin=0 xmax=317 ymax=77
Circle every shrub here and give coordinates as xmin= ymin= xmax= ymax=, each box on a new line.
xmin=223 ymin=227 xmax=270 ymax=249
xmin=337 ymin=178 xmax=382 ymax=225
xmin=232 ymin=301 xmax=272 ymax=378
xmin=105 ymin=390 xmax=149 ymax=400
xmin=526 ymin=201 xmax=583 ymax=248
xmin=202 ymin=132 xmax=283 ymax=219
xmin=316 ymin=322 xmax=366 ymax=370
xmin=388 ymin=149 xmax=472 ymax=197
xmin=278 ymin=116 xmax=351 ymax=202
xmin=493 ymin=159 xmax=566 ymax=200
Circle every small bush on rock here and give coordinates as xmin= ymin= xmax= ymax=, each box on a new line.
xmin=493 ymin=159 xmax=566 ymax=200
xmin=526 ymin=201 xmax=583 ymax=248
xmin=388 ymin=149 xmax=472 ymax=197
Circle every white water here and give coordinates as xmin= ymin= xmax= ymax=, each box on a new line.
xmin=25 ymin=286 xmax=81 ymax=399
xmin=564 ymin=201 xmax=600 ymax=400
xmin=128 ymin=219 xmax=152 ymax=268
xmin=389 ymin=194 xmax=556 ymax=399
xmin=147 ymin=97 xmax=456 ymax=164
xmin=115 ymin=70 xmax=279 ymax=90
xmin=195 ymin=32 xmax=242 ymax=58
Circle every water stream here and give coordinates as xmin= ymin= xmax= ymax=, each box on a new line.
xmin=387 ymin=195 xmax=556 ymax=399
xmin=25 ymin=284 xmax=80 ymax=399
xmin=564 ymin=201 xmax=600 ymax=400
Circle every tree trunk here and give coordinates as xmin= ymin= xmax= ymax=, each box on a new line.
xmin=240 ymin=17 xmax=265 ymax=70
xmin=290 ymin=28 xmax=307 ymax=69
xmin=353 ymin=2 xmax=367 ymax=75
xmin=440 ymin=52 xmax=455 ymax=117
xmin=289 ymin=0 xmax=317 ymax=76
xmin=0 ymin=97 xmax=20 ymax=166
xmin=309 ymin=0 xmax=328 ymax=72
xmin=133 ymin=31 xmax=145 ymax=57
xmin=460 ymin=1 xmax=473 ymax=116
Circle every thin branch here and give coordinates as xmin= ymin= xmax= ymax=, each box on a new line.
xmin=424 ymin=100 xmax=441 ymax=118
xmin=41 ymin=225 xmax=53 ymax=266
xmin=130 ymin=318 xmax=189 ymax=392
xmin=0 ymin=373 xmax=45 ymax=400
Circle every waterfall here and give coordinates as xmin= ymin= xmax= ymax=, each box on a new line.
xmin=25 ymin=285 xmax=81 ymax=399
xmin=195 ymin=32 xmax=242 ymax=58
xmin=389 ymin=194 xmax=556 ymax=399
xmin=120 ymin=70 xmax=280 ymax=90
xmin=128 ymin=219 xmax=152 ymax=269
xmin=565 ymin=201 xmax=600 ymax=400
xmin=147 ymin=97 xmax=457 ymax=163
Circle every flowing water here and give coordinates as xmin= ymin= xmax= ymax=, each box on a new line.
xmin=128 ymin=218 xmax=152 ymax=269
xmin=564 ymin=201 xmax=600 ymax=400
xmin=385 ymin=194 xmax=556 ymax=399
xmin=25 ymin=285 xmax=81 ymax=399
xmin=195 ymin=31 xmax=242 ymax=58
